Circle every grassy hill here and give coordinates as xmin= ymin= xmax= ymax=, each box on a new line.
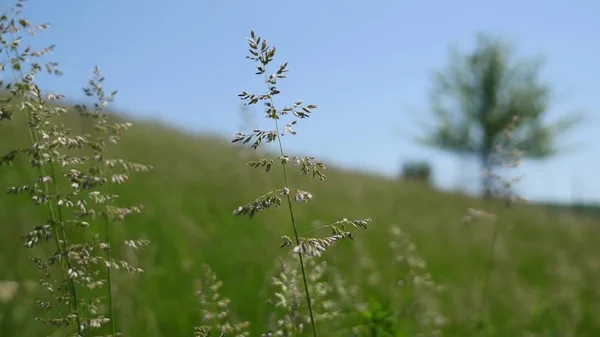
xmin=1 ymin=109 xmax=599 ymax=337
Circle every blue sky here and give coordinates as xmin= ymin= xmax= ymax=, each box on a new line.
xmin=18 ymin=0 xmax=600 ymax=203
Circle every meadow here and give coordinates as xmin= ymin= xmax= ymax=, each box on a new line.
xmin=0 ymin=5 xmax=599 ymax=336
xmin=1 ymin=105 xmax=599 ymax=336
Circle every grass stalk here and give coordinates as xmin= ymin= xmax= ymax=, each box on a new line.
xmin=103 ymin=182 xmax=117 ymax=336
xmin=272 ymin=115 xmax=318 ymax=337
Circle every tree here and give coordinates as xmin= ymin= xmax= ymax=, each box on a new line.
xmin=419 ymin=33 xmax=582 ymax=198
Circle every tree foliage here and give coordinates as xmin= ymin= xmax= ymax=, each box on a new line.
xmin=420 ymin=33 xmax=582 ymax=196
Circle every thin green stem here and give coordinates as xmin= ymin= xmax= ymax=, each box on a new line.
xmin=103 ymin=163 xmax=117 ymax=336
xmin=265 ymin=92 xmax=318 ymax=336
xmin=261 ymin=67 xmax=317 ymax=336
xmin=104 ymin=214 xmax=116 ymax=336
xmin=275 ymin=118 xmax=318 ymax=337
xmin=50 ymin=164 xmax=82 ymax=332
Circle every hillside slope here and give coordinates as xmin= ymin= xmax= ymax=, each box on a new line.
xmin=1 ymin=110 xmax=599 ymax=336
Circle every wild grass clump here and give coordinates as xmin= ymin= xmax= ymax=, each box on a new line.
xmin=194 ymin=264 xmax=250 ymax=337
xmin=262 ymin=255 xmax=346 ymax=336
xmin=0 ymin=1 xmax=151 ymax=335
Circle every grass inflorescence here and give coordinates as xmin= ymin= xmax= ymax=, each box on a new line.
xmin=231 ymin=30 xmax=372 ymax=336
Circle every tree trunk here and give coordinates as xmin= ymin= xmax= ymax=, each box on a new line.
xmin=480 ymin=147 xmax=493 ymax=200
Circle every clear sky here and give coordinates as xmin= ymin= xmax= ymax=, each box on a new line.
xmin=17 ymin=0 xmax=600 ymax=204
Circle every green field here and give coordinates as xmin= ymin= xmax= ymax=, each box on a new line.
xmin=1 ymin=110 xmax=599 ymax=337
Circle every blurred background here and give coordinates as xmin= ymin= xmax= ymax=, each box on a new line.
xmin=24 ymin=0 xmax=600 ymax=205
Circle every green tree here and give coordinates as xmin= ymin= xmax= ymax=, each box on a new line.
xmin=420 ymin=33 xmax=581 ymax=198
